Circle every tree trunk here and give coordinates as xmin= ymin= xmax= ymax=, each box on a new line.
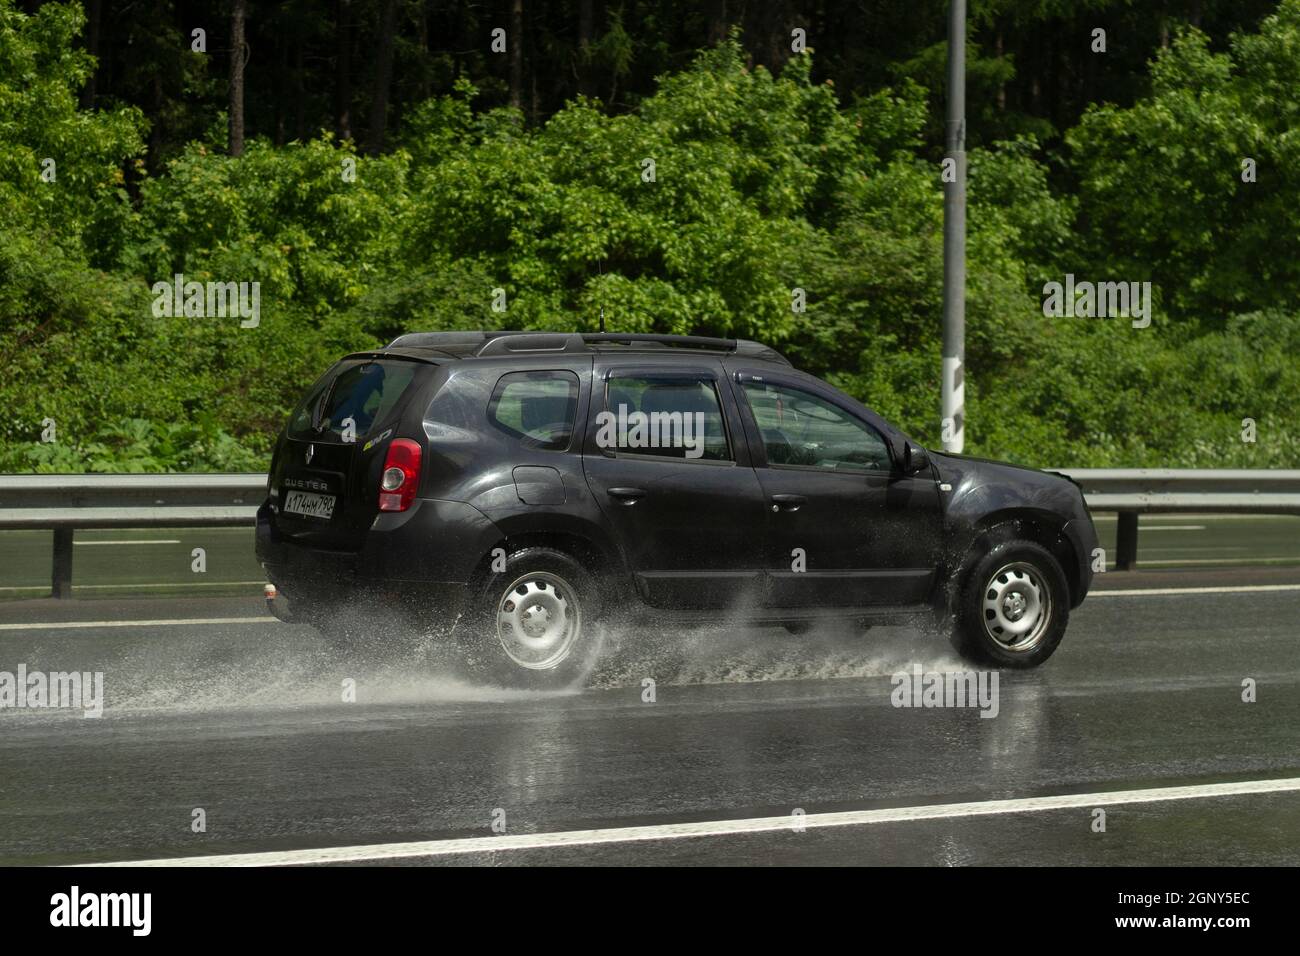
xmin=80 ymin=0 xmax=101 ymax=109
xmin=228 ymin=0 xmax=247 ymax=157
xmin=337 ymin=0 xmax=353 ymax=142
xmin=294 ymin=38 xmax=305 ymax=142
xmin=995 ymin=30 xmax=1006 ymax=112
xmin=707 ymin=0 xmax=728 ymax=45
xmin=148 ymin=73 xmax=164 ymax=174
xmin=367 ymin=0 xmax=399 ymax=154
xmin=531 ymin=54 xmax=539 ymax=124
xmin=419 ymin=6 xmax=431 ymax=99
xmin=274 ymin=30 xmax=286 ymax=146
xmin=577 ymin=0 xmax=594 ymax=96
xmin=509 ymin=0 xmax=523 ymax=111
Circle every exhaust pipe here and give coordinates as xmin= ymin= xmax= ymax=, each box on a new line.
xmin=264 ymin=583 xmax=294 ymax=623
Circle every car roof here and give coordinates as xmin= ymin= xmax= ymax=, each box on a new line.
xmin=375 ymin=331 xmax=793 ymax=367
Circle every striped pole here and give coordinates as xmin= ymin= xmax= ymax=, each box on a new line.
xmin=942 ymin=0 xmax=967 ymax=453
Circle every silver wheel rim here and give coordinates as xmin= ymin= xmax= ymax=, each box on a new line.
xmin=980 ymin=561 xmax=1052 ymax=652
xmin=495 ymin=571 xmax=582 ymax=670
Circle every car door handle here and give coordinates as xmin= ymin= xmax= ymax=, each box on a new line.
xmin=771 ymin=494 xmax=806 ymax=512
xmin=607 ymin=487 xmax=647 ymax=504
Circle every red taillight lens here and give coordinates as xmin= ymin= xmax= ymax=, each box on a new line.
xmin=378 ymin=438 xmax=422 ymax=512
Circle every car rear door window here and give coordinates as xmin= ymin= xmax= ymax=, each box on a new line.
xmin=602 ymin=375 xmax=731 ymax=461
xmin=489 ymin=370 xmax=580 ymax=450
xmin=288 ymin=360 xmax=418 ymax=442
xmin=741 ymin=380 xmax=891 ymax=472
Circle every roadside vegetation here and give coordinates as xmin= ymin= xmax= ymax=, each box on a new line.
xmin=2 ymin=0 xmax=1298 ymax=471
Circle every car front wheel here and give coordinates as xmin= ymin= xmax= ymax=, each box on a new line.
xmin=949 ymin=538 xmax=1069 ymax=668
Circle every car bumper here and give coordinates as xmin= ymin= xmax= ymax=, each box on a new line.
xmin=1062 ymin=517 xmax=1098 ymax=607
xmin=255 ymin=496 xmax=501 ymax=618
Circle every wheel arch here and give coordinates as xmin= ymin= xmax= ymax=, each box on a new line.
xmin=465 ymin=517 xmax=635 ymax=603
xmin=947 ymin=508 xmax=1083 ymax=608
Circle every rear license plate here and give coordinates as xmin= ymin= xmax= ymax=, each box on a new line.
xmin=283 ymin=490 xmax=336 ymax=520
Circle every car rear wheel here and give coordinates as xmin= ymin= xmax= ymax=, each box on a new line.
xmin=465 ymin=547 xmax=604 ymax=688
xmin=949 ymin=538 xmax=1068 ymax=668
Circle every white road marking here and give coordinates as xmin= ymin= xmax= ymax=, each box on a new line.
xmin=0 ymin=616 xmax=277 ymax=631
xmin=1121 ymin=558 xmax=1300 ymax=567
xmin=1142 ymin=546 xmax=1247 ymax=552
xmin=0 ymin=580 xmax=267 ymax=592
xmin=1127 ymin=526 xmax=1206 ymax=532
xmin=74 ymin=540 xmax=181 ymax=546
xmin=73 ymin=581 xmax=267 ymax=590
xmin=1092 ymin=583 xmax=1300 ymax=597
xmin=1091 ymin=515 xmax=1292 ymax=522
xmin=80 ymin=776 xmax=1300 ymax=867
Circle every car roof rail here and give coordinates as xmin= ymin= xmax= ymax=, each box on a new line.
xmin=576 ymin=333 xmax=791 ymax=365
xmin=477 ymin=332 xmax=590 ymax=356
xmin=386 ymin=331 xmax=493 ymax=352
xmin=386 ymin=330 xmax=791 ymax=365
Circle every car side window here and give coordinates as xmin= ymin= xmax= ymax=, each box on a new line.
xmin=741 ymin=380 xmax=891 ymax=472
xmin=601 ymin=375 xmax=731 ymax=461
xmin=489 ymin=370 xmax=579 ymax=450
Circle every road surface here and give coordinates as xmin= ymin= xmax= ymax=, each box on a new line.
xmin=0 ymin=562 xmax=1296 ymax=865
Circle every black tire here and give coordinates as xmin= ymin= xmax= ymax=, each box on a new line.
xmin=949 ymin=537 xmax=1069 ymax=668
xmin=461 ymin=546 xmax=605 ymax=689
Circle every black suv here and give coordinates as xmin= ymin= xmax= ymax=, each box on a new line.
xmin=256 ymin=331 xmax=1097 ymax=685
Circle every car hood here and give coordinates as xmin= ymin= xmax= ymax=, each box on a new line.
xmin=927 ymin=450 xmax=1049 ymax=478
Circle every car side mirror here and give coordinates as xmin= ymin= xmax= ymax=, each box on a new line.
xmin=903 ymin=440 xmax=929 ymax=476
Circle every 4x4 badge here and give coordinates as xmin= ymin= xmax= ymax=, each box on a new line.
xmin=305 ymin=444 xmax=315 ymax=464
xmin=362 ymin=427 xmax=393 ymax=453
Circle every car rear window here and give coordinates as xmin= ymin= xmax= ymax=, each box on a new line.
xmin=488 ymin=370 xmax=579 ymax=450
xmin=288 ymin=360 xmax=419 ymax=442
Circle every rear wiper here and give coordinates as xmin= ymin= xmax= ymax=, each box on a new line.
xmin=311 ymin=377 xmax=339 ymax=434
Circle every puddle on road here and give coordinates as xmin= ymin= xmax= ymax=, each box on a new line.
xmin=588 ymin=620 xmax=967 ymax=690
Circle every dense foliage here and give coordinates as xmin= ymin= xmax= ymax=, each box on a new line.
xmin=1 ymin=0 xmax=1297 ymax=471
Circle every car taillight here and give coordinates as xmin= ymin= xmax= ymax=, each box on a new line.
xmin=378 ymin=439 xmax=421 ymax=512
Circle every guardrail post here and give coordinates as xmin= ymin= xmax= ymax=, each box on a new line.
xmin=1116 ymin=512 xmax=1139 ymax=571
xmin=52 ymin=527 xmax=74 ymax=599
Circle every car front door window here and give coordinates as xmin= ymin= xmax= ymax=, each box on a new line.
xmin=740 ymin=381 xmax=891 ymax=472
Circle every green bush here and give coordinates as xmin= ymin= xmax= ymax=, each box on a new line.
xmin=1 ymin=3 xmax=1297 ymax=473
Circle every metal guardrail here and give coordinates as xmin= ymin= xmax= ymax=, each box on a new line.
xmin=1 ymin=470 xmax=1298 ymax=597
xmin=1063 ymin=469 xmax=1300 ymax=571
xmin=0 ymin=475 xmax=263 ymax=598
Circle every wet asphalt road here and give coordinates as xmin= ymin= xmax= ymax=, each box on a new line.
xmin=0 ymin=566 xmax=1297 ymax=866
